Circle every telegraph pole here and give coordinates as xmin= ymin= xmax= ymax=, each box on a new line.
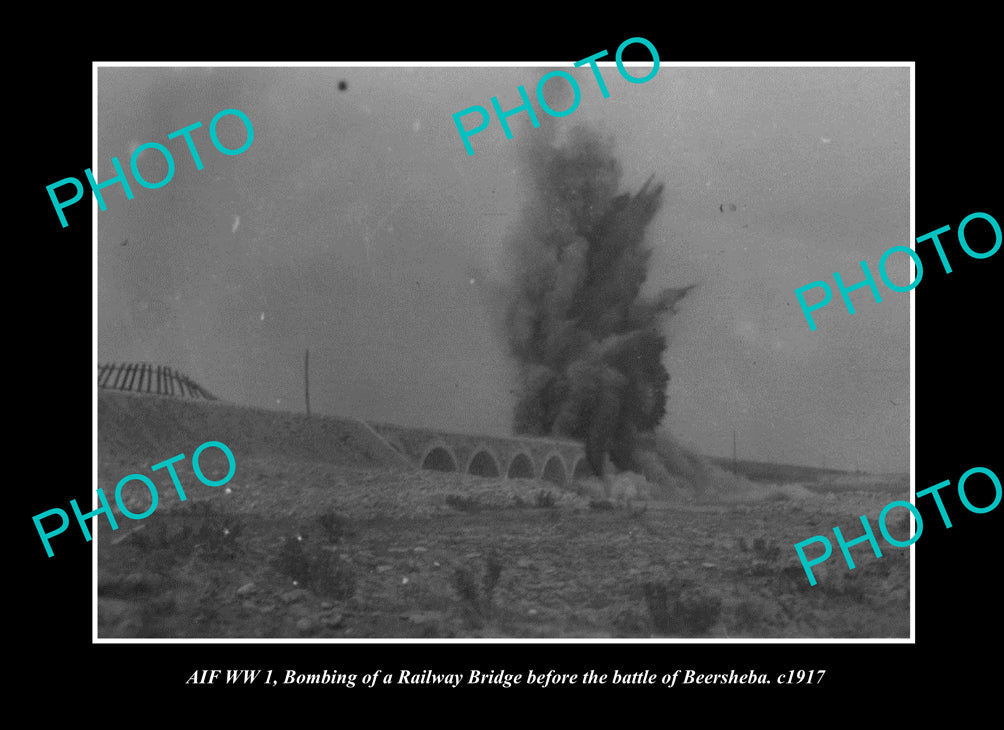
xmin=304 ymin=348 xmax=311 ymax=416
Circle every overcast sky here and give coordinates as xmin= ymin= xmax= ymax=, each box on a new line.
xmin=96 ymin=64 xmax=910 ymax=472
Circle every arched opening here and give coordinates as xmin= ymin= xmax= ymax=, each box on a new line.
xmin=468 ymin=450 xmax=500 ymax=478
xmin=541 ymin=454 xmax=567 ymax=487
xmin=422 ymin=446 xmax=458 ymax=472
xmin=507 ymin=452 xmax=535 ymax=479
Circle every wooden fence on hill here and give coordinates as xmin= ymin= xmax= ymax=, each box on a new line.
xmin=97 ymin=362 xmax=217 ymax=400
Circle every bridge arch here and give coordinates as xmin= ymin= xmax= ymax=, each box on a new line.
xmin=420 ymin=442 xmax=459 ymax=472
xmin=506 ymin=451 xmax=535 ymax=479
xmin=466 ymin=445 xmax=501 ymax=478
xmin=540 ymin=452 xmax=568 ymax=487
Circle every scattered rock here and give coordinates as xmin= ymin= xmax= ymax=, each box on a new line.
xmin=296 ymin=617 xmax=315 ymax=635
xmin=402 ymin=610 xmax=440 ymax=625
xmin=280 ymin=588 xmax=309 ymax=604
xmin=375 ymin=565 xmax=392 ymax=573
xmin=236 ymin=582 xmax=256 ymax=597
xmin=324 ymin=613 xmax=345 ymax=628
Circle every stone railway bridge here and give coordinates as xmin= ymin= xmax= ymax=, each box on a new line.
xmin=100 ymin=362 xmax=590 ymax=488
xmin=367 ymin=421 xmax=591 ymax=488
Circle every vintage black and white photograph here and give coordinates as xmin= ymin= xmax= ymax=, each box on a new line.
xmin=94 ymin=61 xmax=912 ymax=640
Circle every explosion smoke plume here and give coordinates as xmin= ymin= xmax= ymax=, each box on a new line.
xmin=503 ymin=126 xmax=692 ymax=478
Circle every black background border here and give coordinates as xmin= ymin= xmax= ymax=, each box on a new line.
xmin=21 ymin=21 xmax=999 ymax=714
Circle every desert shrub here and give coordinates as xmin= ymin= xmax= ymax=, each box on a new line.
xmin=318 ymin=510 xmax=351 ymax=544
xmin=483 ymin=551 xmax=503 ymax=601
xmin=535 ymin=490 xmax=556 ymax=508
xmin=273 ymin=535 xmax=312 ymax=584
xmin=611 ymin=606 xmax=649 ymax=636
xmin=445 ymin=494 xmax=480 ymax=512
xmin=187 ymin=502 xmax=243 ymax=559
xmin=820 ymin=572 xmax=865 ymax=601
xmin=642 ymin=581 xmax=671 ymax=633
xmin=744 ymin=536 xmax=783 ymax=577
xmin=452 ymin=566 xmax=480 ymax=606
xmin=628 ymin=502 xmax=648 ymax=518
xmin=642 ymin=580 xmax=722 ymax=636
xmin=451 ymin=552 xmax=506 ymax=627
xmin=128 ymin=501 xmax=243 ymax=561
xmin=451 ymin=566 xmax=481 ymax=627
xmin=417 ymin=622 xmax=450 ymax=639
xmin=752 ymin=536 xmax=782 ymax=563
xmin=272 ymin=534 xmax=356 ymax=600
xmin=733 ymin=599 xmax=762 ymax=632
xmin=308 ymin=551 xmax=357 ymax=600
xmin=676 ymin=593 xmax=722 ymax=635
xmin=778 ymin=565 xmax=814 ymax=593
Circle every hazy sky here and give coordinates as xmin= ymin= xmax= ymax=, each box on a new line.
xmin=96 ymin=64 xmax=910 ymax=472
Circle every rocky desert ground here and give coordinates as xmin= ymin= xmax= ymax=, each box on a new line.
xmin=96 ymin=391 xmax=910 ymax=639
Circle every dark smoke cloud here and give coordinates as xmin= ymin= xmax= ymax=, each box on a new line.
xmin=503 ymin=125 xmax=692 ymax=477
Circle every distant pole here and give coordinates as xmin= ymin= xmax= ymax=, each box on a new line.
xmin=304 ymin=348 xmax=311 ymax=416
xmin=732 ymin=429 xmax=737 ymax=470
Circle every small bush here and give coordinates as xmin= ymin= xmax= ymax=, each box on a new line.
xmin=483 ymin=551 xmax=503 ymax=601
xmin=451 ymin=552 xmax=506 ymax=627
xmin=129 ymin=501 xmax=243 ymax=561
xmin=188 ymin=502 xmax=243 ymax=559
xmin=318 ymin=510 xmax=351 ymax=544
xmin=452 ymin=566 xmax=480 ymax=606
xmin=676 ymin=593 xmax=722 ymax=635
xmin=642 ymin=581 xmax=671 ymax=633
xmin=778 ymin=565 xmax=813 ymax=593
xmin=642 ymin=580 xmax=722 ymax=636
xmin=752 ymin=537 xmax=782 ymax=563
xmin=273 ymin=535 xmax=312 ymax=584
xmin=272 ymin=534 xmax=356 ymax=600
xmin=733 ymin=599 xmax=762 ymax=632
xmin=745 ymin=536 xmax=783 ymax=577
xmin=445 ymin=494 xmax=480 ymax=512
xmin=535 ymin=490 xmax=556 ymax=508
xmin=308 ymin=551 xmax=357 ymax=600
